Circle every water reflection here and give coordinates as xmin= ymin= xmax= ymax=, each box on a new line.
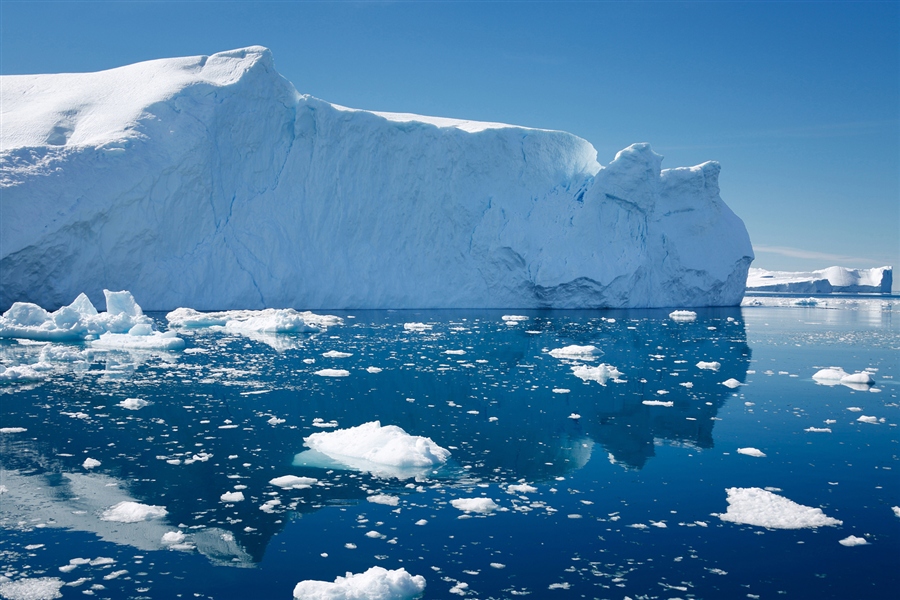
xmin=0 ymin=308 xmax=749 ymax=567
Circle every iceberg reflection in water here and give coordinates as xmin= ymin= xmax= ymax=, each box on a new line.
xmin=1 ymin=305 xmax=897 ymax=598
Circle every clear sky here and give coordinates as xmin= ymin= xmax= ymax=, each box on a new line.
xmin=2 ymin=0 xmax=898 ymax=278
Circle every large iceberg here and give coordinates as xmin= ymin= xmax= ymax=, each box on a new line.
xmin=747 ymin=266 xmax=893 ymax=294
xmin=0 ymin=46 xmax=753 ymax=310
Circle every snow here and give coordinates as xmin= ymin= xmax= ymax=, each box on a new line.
xmin=1 ymin=46 xmax=752 ymax=311
xmin=737 ymin=447 xmax=766 ymax=458
xmin=100 ymin=501 xmax=167 ymax=523
xmin=0 ymin=577 xmax=64 ymax=600
xmin=303 ymin=421 xmax=450 ymax=476
xmin=292 ymin=566 xmax=426 ymax=600
xmin=716 ymin=487 xmax=842 ymax=529
xmin=548 ymin=345 xmax=598 ymax=360
xmin=838 ymin=535 xmax=869 ymax=547
xmin=571 ymin=364 xmax=622 ymax=385
xmin=450 ymin=498 xmax=500 ymax=514
xmin=269 ymin=475 xmax=317 ymax=489
xmin=747 ymin=266 xmax=892 ymax=293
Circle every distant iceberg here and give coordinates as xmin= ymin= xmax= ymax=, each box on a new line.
xmin=1 ymin=46 xmax=753 ymax=310
xmin=747 ymin=266 xmax=892 ymax=294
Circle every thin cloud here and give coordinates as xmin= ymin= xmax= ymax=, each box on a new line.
xmin=753 ymin=245 xmax=880 ymax=265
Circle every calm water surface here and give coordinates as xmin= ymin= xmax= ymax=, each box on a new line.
xmin=1 ymin=302 xmax=897 ymax=599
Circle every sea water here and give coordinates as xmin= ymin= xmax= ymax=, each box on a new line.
xmin=1 ymin=300 xmax=897 ymax=599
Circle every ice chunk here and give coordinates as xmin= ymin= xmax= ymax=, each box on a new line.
xmin=507 ymin=484 xmax=537 ymax=494
xmin=669 ymin=310 xmax=697 ymax=322
xmin=161 ymin=531 xmax=185 ymax=545
xmin=220 ymin=491 xmax=245 ymax=502
xmin=548 ymin=345 xmax=597 ymax=360
xmin=367 ymin=494 xmax=400 ymax=506
xmin=269 ymin=475 xmax=318 ymax=489
xmin=501 ymin=315 xmax=529 ymax=323
xmin=450 ymin=498 xmax=499 ymax=514
xmin=403 ymin=323 xmax=431 ymax=332
xmin=117 ymin=398 xmax=149 ymax=410
xmin=82 ymin=458 xmax=101 ymax=469
xmin=697 ymin=361 xmax=721 ymax=371
xmin=856 ymin=415 xmax=879 ymax=424
xmin=571 ymin=364 xmax=622 ymax=385
xmin=716 ymin=487 xmax=841 ymax=529
xmin=314 ymin=369 xmax=350 ymax=378
xmin=0 ymin=427 xmax=27 ymax=434
xmin=737 ymin=447 xmax=766 ymax=458
xmin=0 ymin=577 xmax=65 ymax=600
xmin=90 ymin=330 xmax=185 ymax=351
xmin=100 ymin=501 xmax=167 ymax=523
xmin=642 ymin=400 xmax=673 ymax=407
xmin=302 ymin=421 xmax=450 ymax=477
xmin=722 ymin=378 xmax=742 ymax=388
xmin=292 ymin=566 xmax=425 ymax=600
xmin=322 ymin=350 xmax=352 ymax=358
xmin=892 ymin=506 xmax=900 ymax=518
xmin=366 ymin=367 xmax=383 ymax=373
xmin=838 ymin=535 xmax=869 ymax=547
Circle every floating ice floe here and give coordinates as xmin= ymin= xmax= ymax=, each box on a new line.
xmin=857 ymin=415 xmax=880 ymax=424
xmin=0 ymin=291 xmax=184 ymax=351
xmin=737 ymin=448 xmax=766 ymax=458
xmin=117 ymin=397 xmax=149 ymax=410
xmin=403 ymin=322 xmax=431 ymax=332
xmin=507 ymin=484 xmax=537 ymax=495
xmin=367 ymin=494 xmax=400 ymax=506
xmin=805 ymin=427 xmax=832 ymax=433
xmin=82 ymin=458 xmax=101 ymax=469
xmin=220 ymin=491 xmax=244 ymax=503
xmin=0 ymin=427 xmax=27 ymax=434
xmin=892 ymin=506 xmax=900 ymax=518
xmin=571 ymin=364 xmax=622 ymax=385
xmin=722 ymin=378 xmax=742 ymax=388
xmin=161 ymin=531 xmax=186 ymax=545
xmin=450 ymin=498 xmax=499 ymax=514
xmin=838 ymin=535 xmax=869 ymax=547
xmin=293 ymin=566 xmax=426 ymax=600
xmin=269 ymin=475 xmax=318 ymax=490
xmin=100 ymin=501 xmax=167 ymax=523
xmin=552 ymin=388 xmax=570 ymax=394
xmin=716 ymin=487 xmax=841 ymax=529
xmin=568 ymin=413 xmax=581 ymax=420
xmin=0 ymin=364 xmax=47 ymax=381
xmin=166 ymin=307 xmax=339 ymax=332
xmin=669 ymin=310 xmax=697 ymax=322
xmin=298 ymin=421 xmax=450 ymax=479
xmin=501 ymin=315 xmax=528 ymax=325
xmin=322 ymin=350 xmax=352 ymax=358
xmin=0 ymin=577 xmax=65 ymax=600
xmin=314 ymin=369 xmax=350 ymax=378
xmin=366 ymin=367 xmax=383 ymax=373
xmin=813 ymin=367 xmax=876 ymax=390
xmin=642 ymin=400 xmax=673 ymax=407
xmin=697 ymin=361 xmax=721 ymax=371
xmin=548 ymin=345 xmax=598 ymax=360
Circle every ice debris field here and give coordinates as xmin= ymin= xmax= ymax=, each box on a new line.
xmin=1 ymin=292 xmax=898 ymax=598
xmin=1 ymin=46 xmax=753 ymax=311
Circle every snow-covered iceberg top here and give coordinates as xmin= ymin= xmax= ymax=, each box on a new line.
xmin=166 ymin=307 xmax=341 ymax=332
xmin=1 ymin=46 xmax=753 ymax=310
xmin=292 ymin=566 xmax=426 ymax=600
xmin=0 ymin=290 xmax=184 ymax=349
xmin=747 ymin=266 xmax=893 ymax=294
xmin=297 ymin=421 xmax=450 ymax=479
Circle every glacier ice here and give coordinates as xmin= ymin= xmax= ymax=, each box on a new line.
xmin=747 ymin=266 xmax=893 ymax=293
xmin=0 ymin=46 xmax=753 ymax=310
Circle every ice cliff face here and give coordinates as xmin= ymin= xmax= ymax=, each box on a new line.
xmin=747 ymin=266 xmax=893 ymax=294
xmin=0 ymin=46 xmax=753 ymax=310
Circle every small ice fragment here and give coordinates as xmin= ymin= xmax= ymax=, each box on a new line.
xmin=415 ymin=519 xmax=428 ymax=526
xmin=697 ymin=361 xmax=721 ymax=371
xmin=847 ymin=407 xmax=863 ymax=412
xmin=679 ymin=382 xmax=694 ymax=388
xmin=507 ymin=484 xmax=537 ymax=494
xmin=669 ymin=310 xmax=697 ymax=322
xmin=220 ymin=491 xmax=245 ymax=503
xmin=270 ymin=475 xmax=318 ymax=489
xmin=444 ymin=350 xmax=466 ymax=355
xmin=267 ymin=416 xmax=286 ymax=425
xmin=737 ymin=448 xmax=766 ymax=458
xmin=549 ymin=345 xmax=597 ymax=360
xmin=857 ymin=415 xmax=879 ymax=424
xmin=450 ymin=498 xmax=499 ymax=514
xmin=891 ymin=506 xmax=900 ymax=518
xmin=839 ymin=535 xmax=869 ymax=547
xmin=722 ymin=378 xmax=741 ymax=388
xmin=548 ymin=582 xmax=571 ymax=590
xmin=403 ymin=322 xmax=431 ymax=332
xmin=642 ymin=400 xmax=673 ymax=407
xmin=502 ymin=315 xmax=528 ymax=322
xmin=367 ymin=494 xmax=400 ymax=506
xmin=82 ymin=458 xmax=101 ymax=469
xmin=314 ymin=369 xmax=350 ymax=377
xmin=118 ymin=398 xmax=148 ymax=410
xmin=366 ymin=367 xmax=383 ymax=373
xmin=0 ymin=578 xmax=65 ymax=600
xmin=161 ymin=531 xmax=185 ymax=544
xmin=365 ymin=530 xmax=384 ymax=539
xmin=100 ymin=501 xmax=167 ymax=523
xmin=842 ymin=372 xmax=875 ymax=385
xmin=322 ymin=350 xmax=352 ymax=358
xmin=567 ymin=413 xmax=580 ymax=420
xmin=0 ymin=427 xmax=27 ymax=434
xmin=490 ymin=563 xmax=505 ymax=569
xmin=805 ymin=427 xmax=832 ymax=433
xmin=292 ymin=567 xmax=426 ymax=599
xmin=552 ymin=388 xmax=570 ymax=394
xmin=571 ymin=364 xmax=622 ymax=385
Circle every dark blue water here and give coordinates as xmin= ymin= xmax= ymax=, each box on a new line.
xmin=1 ymin=304 xmax=897 ymax=599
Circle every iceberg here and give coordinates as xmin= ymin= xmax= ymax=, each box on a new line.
xmin=292 ymin=566 xmax=426 ymax=600
xmin=1 ymin=46 xmax=752 ymax=310
xmin=747 ymin=266 xmax=893 ymax=294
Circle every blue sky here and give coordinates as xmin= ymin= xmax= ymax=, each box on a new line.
xmin=2 ymin=0 xmax=898 ymax=276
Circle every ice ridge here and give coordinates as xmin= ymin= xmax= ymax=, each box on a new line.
xmin=1 ymin=46 xmax=754 ymax=310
